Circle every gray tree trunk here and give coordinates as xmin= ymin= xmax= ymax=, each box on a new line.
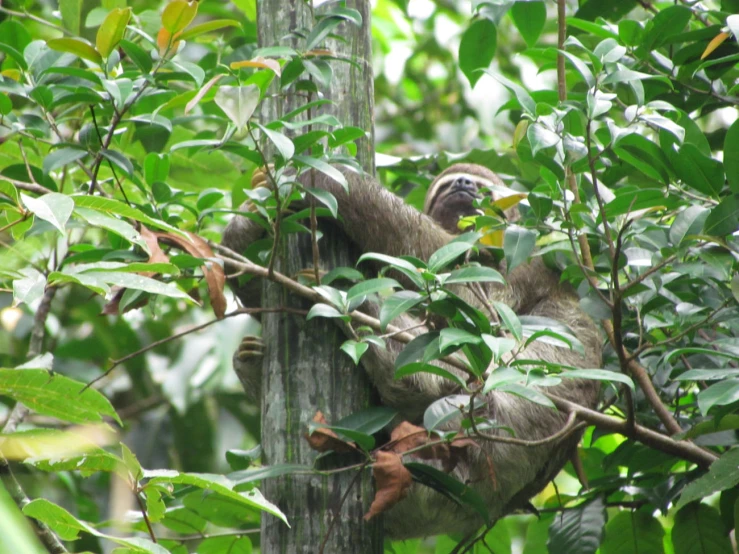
xmin=257 ymin=2 xmax=382 ymax=553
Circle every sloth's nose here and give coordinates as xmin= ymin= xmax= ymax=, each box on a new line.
xmin=453 ymin=176 xmax=476 ymax=191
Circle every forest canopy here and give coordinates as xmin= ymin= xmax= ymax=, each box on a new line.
xmin=1 ymin=0 xmax=739 ymax=553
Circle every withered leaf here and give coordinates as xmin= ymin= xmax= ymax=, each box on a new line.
xmin=304 ymin=411 xmax=358 ymax=454
xmin=153 ymin=230 xmax=227 ymax=318
xmin=364 ymin=451 xmax=412 ymax=521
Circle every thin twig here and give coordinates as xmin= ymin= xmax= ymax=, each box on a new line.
xmin=85 ymin=306 xmax=308 ymax=390
xmin=0 ymin=5 xmax=72 ymax=35
xmin=135 ymin=492 xmax=157 ymax=543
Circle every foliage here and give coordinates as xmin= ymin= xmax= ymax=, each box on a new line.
xmin=0 ymin=0 xmax=738 ymax=553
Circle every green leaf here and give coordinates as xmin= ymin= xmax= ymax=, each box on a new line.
xmin=225 ymin=445 xmax=261 ymax=471
xmin=20 ymin=193 xmax=74 ymax=236
xmin=0 ymin=93 xmax=12 ymax=116
xmin=459 ymin=18 xmax=497 ymax=88
xmin=725 ymin=119 xmax=739 ymax=193
xmin=119 ymin=39 xmax=152 ymax=73
xmin=428 ymin=241 xmax=475 ymax=273
xmin=405 ymin=462 xmax=490 ymax=524
xmin=357 ymin=252 xmax=426 ymax=287
xmin=100 ymin=149 xmax=133 ymax=176
xmin=561 ymin=369 xmax=635 ymax=390
xmin=52 ymin=270 xmax=193 ymax=302
xmin=144 ymin=153 xmax=170 ymax=186
xmin=96 ymin=7 xmax=131 ymax=58
xmin=294 ymin=156 xmax=348 ymax=192
xmin=601 ymin=68 xmax=659 ymax=85
xmin=0 ymin=368 xmax=120 ymax=425
xmin=511 ymin=1 xmax=546 ymax=48
xmin=340 ymin=340 xmax=368 ymax=365
xmin=214 ymin=85 xmax=260 ymax=129
xmin=423 ymin=394 xmax=474 ymax=431
xmin=336 ymin=406 xmax=397 ymax=436
xmin=671 ymin=144 xmax=724 ymax=197
xmin=395 ymin=363 xmax=468 ymax=390
xmin=161 ymin=0 xmax=198 ymax=33
xmin=304 ymin=186 xmax=338 ymax=218
xmin=0 ymin=20 xmax=31 ymax=53
xmin=601 ymin=511 xmax=664 ymax=554
xmin=43 ymin=147 xmax=87 ymax=174
xmin=672 ymin=504 xmax=733 ymax=554
xmin=196 ymin=188 xmax=224 ymax=210
xmin=74 ymin=207 xmax=148 ymax=252
xmin=439 ymin=328 xmax=481 ymax=351
xmin=697 ymin=379 xmax=739 ymax=415
xmin=481 ymin=335 xmax=517 ymax=364
xmin=548 ymin=497 xmax=606 ymax=554
xmin=12 ymin=268 xmax=46 ymax=307
xmin=504 ymin=225 xmax=536 ymax=272
xmin=677 ymin=448 xmax=739 ymax=509
xmin=669 ymin=205 xmax=709 ymax=245
xmin=498 ymin=383 xmax=555 ymax=409
xmin=179 ymin=19 xmax=241 ymax=41
xmin=379 ymin=291 xmax=424 ymax=331
xmin=20 ymin=431 xmax=124 ymax=475
xmin=198 ymin=536 xmax=253 ymax=554
xmin=256 ymin=123 xmax=294 ymax=160
xmin=445 ymin=266 xmax=505 ymax=285
xmin=23 ymin=499 xmax=168 ymax=553
xmin=558 ymin=50 xmax=595 ymax=88
xmin=306 ymin=16 xmax=343 ymax=50
xmin=46 ymin=38 xmax=102 ymax=64
xmin=396 ymin=332 xmax=441 ymax=370
xmin=146 ymin=470 xmax=288 ymax=525
xmin=23 ymin=499 xmax=85 ymax=541
xmin=528 ymin=122 xmax=560 ymax=156
xmin=72 ymin=196 xmax=187 ymax=237
xmin=704 ymin=194 xmax=739 ymax=237
xmin=306 ymin=304 xmax=346 ymax=320
xmin=643 ymin=5 xmax=692 ymax=50
xmin=346 ymin=277 xmax=400 ymax=302
xmin=59 ymin=0 xmax=83 ymax=35
xmin=329 ymin=126 xmax=366 ymax=148
xmin=494 ymin=301 xmax=523 ymax=341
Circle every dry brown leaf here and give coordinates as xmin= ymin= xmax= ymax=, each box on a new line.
xmin=230 ymin=56 xmax=281 ymax=76
xmin=140 ymin=226 xmax=171 ymax=269
xmin=364 ymin=451 xmax=412 ymax=521
xmin=304 ymin=411 xmax=358 ymax=454
xmin=389 ymin=421 xmax=449 ymax=459
xmin=387 ymin=421 xmax=481 ymax=473
xmin=154 ymin=230 xmax=227 ymax=319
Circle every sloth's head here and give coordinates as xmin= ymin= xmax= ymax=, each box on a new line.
xmin=424 ymin=163 xmax=512 ymax=234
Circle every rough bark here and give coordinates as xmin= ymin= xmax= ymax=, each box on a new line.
xmin=257 ymin=2 xmax=382 ymax=553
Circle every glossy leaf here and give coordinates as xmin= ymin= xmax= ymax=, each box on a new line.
xmin=96 ymin=8 xmax=131 ymax=58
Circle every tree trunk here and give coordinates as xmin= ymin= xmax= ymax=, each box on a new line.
xmin=257 ymin=2 xmax=382 ymax=553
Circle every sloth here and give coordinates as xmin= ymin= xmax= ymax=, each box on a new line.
xmin=222 ymin=163 xmax=602 ymax=540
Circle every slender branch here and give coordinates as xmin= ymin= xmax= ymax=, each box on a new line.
xmin=1 ymin=176 xmax=50 ymax=196
xmin=85 ymin=306 xmax=308 ymax=390
xmin=0 ymin=5 xmax=72 ymax=35
xmin=134 ymin=492 xmax=157 ymax=543
xmin=547 ymin=394 xmax=716 ymax=467
xmin=472 ymin=411 xmax=587 ymax=448
xmin=628 ymin=298 xmax=732 ymax=360
xmin=556 ymin=0 xmax=683 ymax=438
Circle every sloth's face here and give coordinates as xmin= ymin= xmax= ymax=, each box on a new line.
xmin=425 ymin=173 xmax=483 ymax=234
xmin=424 ymin=164 xmax=517 ymax=234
